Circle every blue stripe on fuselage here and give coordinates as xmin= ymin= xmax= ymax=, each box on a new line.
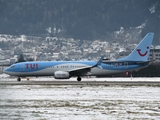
xmin=101 ymin=61 xmax=149 ymax=70
xmin=7 ymin=61 xmax=96 ymax=72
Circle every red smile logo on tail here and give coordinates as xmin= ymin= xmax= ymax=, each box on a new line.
xmin=137 ymin=46 xmax=149 ymax=56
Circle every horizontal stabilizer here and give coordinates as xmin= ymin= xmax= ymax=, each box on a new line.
xmin=136 ymin=60 xmax=155 ymax=65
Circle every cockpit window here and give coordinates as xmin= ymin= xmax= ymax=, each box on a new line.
xmin=10 ymin=66 xmax=15 ymax=68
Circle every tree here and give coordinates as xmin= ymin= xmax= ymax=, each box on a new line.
xmin=26 ymin=57 xmax=34 ymax=61
xmin=17 ymin=54 xmax=26 ymax=63
xmin=0 ymin=0 xmax=159 ymax=42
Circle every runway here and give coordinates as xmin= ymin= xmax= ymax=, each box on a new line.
xmin=0 ymin=80 xmax=160 ymax=85
xmin=1 ymin=76 xmax=160 ymax=85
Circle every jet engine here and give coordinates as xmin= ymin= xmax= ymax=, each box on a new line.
xmin=54 ymin=71 xmax=70 ymax=79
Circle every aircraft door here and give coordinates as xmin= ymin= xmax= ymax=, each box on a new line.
xmin=20 ymin=64 xmax=24 ymax=71
xmin=124 ymin=62 xmax=128 ymax=69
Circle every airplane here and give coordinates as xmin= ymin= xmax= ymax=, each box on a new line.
xmin=3 ymin=32 xmax=154 ymax=81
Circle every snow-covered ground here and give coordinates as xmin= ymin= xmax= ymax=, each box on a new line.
xmin=0 ymin=78 xmax=160 ymax=120
xmin=0 ymin=74 xmax=9 ymax=78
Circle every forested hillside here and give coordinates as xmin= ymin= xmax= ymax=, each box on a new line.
xmin=0 ymin=0 xmax=159 ymax=43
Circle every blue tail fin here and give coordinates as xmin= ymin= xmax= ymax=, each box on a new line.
xmin=118 ymin=33 xmax=154 ymax=61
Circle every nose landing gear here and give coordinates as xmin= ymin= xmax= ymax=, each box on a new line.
xmin=17 ymin=77 xmax=21 ymax=81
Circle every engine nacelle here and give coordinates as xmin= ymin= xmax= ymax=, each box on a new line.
xmin=54 ymin=71 xmax=70 ymax=79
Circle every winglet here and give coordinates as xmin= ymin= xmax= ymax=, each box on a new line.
xmin=97 ymin=56 xmax=105 ymax=66
xmin=93 ymin=56 xmax=105 ymax=69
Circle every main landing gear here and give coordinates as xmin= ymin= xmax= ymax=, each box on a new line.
xmin=77 ymin=76 xmax=81 ymax=81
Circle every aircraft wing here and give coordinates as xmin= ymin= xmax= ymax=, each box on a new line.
xmin=69 ymin=66 xmax=92 ymax=76
xmin=68 ymin=56 xmax=105 ymax=76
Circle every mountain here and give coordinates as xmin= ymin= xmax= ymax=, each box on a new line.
xmin=0 ymin=0 xmax=159 ymax=44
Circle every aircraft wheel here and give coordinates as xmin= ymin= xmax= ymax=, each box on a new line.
xmin=77 ymin=77 xmax=81 ymax=81
xmin=17 ymin=77 xmax=21 ymax=81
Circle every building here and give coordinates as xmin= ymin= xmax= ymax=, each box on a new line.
xmin=149 ymin=49 xmax=160 ymax=61
xmin=0 ymin=65 xmax=9 ymax=74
